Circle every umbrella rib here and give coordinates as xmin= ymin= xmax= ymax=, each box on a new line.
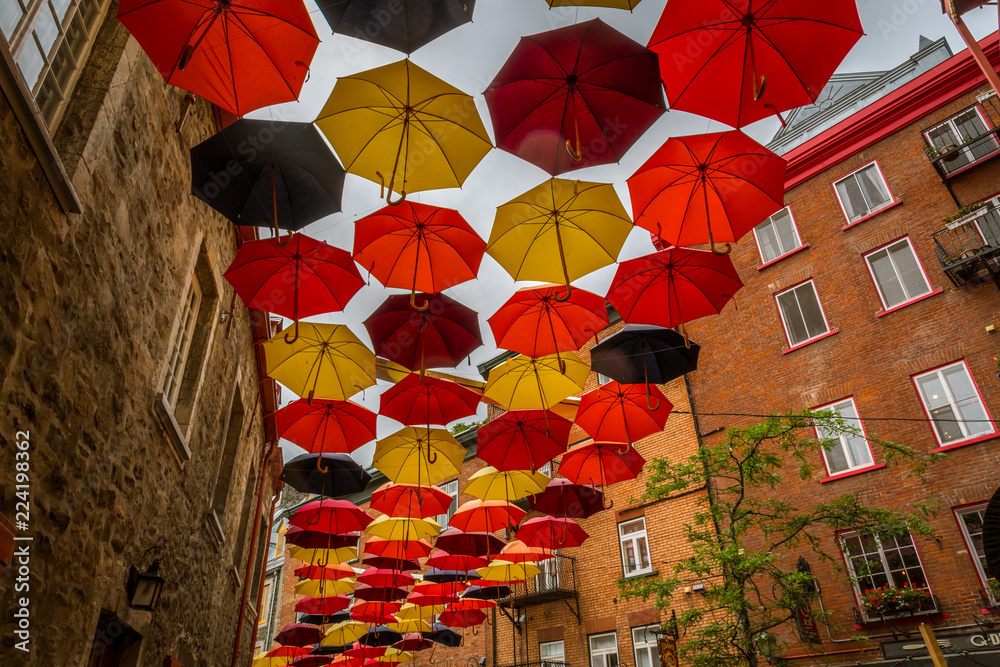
xmin=227 ymin=12 xmax=299 ymax=99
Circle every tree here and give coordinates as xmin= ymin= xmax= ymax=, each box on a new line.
xmin=619 ymin=411 xmax=939 ymax=667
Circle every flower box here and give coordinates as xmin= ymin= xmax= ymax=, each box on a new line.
xmin=856 ymin=584 xmax=939 ymax=623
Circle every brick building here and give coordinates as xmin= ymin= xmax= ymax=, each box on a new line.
xmin=0 ymin=3 xmax=281 ymax=665
xmin=683 ymin=31 xmax=1000 ymax=667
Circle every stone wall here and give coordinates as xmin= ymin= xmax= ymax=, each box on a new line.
xmin=0 ymin=13 xmax=273 ymax=667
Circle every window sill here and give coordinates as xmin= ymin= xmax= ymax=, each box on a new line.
xmin=841 ymin=200 xmax=903 ymax=230
xmin=782 ymin=329 xmax=840 ymax=355
xmin=621 ymin=570 xmax=658 ymax=581
xmin=820 ymin=463 xmax=886 ymax=484
xmin=875 ymin=289 xmax=944 ymax=318
xmin=203 ymin=510 xmax=226 ymax=548
xmin=931 ymin=431 xmax=1000 ymax=453
xmin=757 ymin=244 xmax=809 ymax=271
xmin=153 ymin=393 xmax=192 ymax=467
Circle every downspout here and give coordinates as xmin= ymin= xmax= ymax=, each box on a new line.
xmin=684 ymin=375 xmax=723 ymax=539
xmin=247 ymin=489 xmax=281 ymax=666
xmin=944 ymin=0 xmax=1000 ymax=97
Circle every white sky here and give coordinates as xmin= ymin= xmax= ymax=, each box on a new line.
xmin=260 ymin=0 xmax=1000 ymax=465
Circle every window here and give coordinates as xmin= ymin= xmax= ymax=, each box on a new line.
xmin=814 ymin=398 xmax=874 ymax=475
xmin=926 ymin=107 xmax=1000 ymax=171
xmin=840 ymin=530 xmax=928 ymax=598
xmin=536 ymin=552 xmax=560 ymax=590
xmin=541 ymin=640 xmax=565 ymax=667
xmin=259 ymin=581 xmax=271 ymax=626
xmin=775 ymin=281 xmax=831 ymax=348
xmin=435 ymin=479 xmax=458 ymax=527
xmin=632 ymin=626 xmax=662 ymax=667
xmin=207 ymin=384 xmax=245 ymax=541
xmin=955 ymin=504 xmax=993 ymax=597
xmin=163 ymin=278 xmax=203 ymax=410
xmin=3 ymin=0 xmax=112 ymax=128
xmin=590 ymin=632 xmax=620 ymax=667
xmin=914 ymin=361 xmax=994 ymax=447
xmin=754 ymin=207 xmax=803 ymax=264
xmin=538 ymin=461 xmax=553 ymax=477
xmin=598 ymin=372 xmax=612 ymax=385
xmin=619 ymin=518 xmax=652 ymax=577
xmin=864 ymin=238 xmax=932 ymax=310
xmin=834 ymin=163 xmax=893 ymax=223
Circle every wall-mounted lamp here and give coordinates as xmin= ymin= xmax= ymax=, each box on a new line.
xmin=126 ymin=560 xmax=166 ymax=612
xmin=755 ymin=631 xmax=780 ymax=665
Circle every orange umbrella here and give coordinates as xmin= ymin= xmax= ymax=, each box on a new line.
xmin=448 ymin=500 xmax=526 ymax=533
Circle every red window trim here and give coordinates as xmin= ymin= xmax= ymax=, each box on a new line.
xmin=911 ymin=359 xmax=997 ymax=448
xmin=781 ymin=329 xmax=839 ymax=355
xmin=860 ymin=235 xmax=941 ymax=313
xmin=930 ymin=432 xmax=1000 ymax=453
xmin=757 ymin=244 xmax=809 ymax=271
xmin=820 ymin=463 xmax=886 ymax=484
xmin=875 ymin=289 xmax=944 ymax=318
xmin=811 ymin=396 xmax=879 ymax=480
xmin=832 ymin=161 xmax=900 ymax=228
xmin=773 ymin=278 xmax=835 ymax=351
xmin=841 ymin=199 xmax=904 ymax=231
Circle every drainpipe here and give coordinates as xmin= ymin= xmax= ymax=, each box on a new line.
xmin=943 ymin=0 xmax=1000 ymax=97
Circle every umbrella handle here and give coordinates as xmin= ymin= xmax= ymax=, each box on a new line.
xmin=564 ymin=139 xmax=582 ymax=161
xmin=410 ymin=290 xmax=430 ymax=312
xmin=646 ymin=387 xmax=661 ymax=412
xmin=554 ymin=283 xmax=573 ymax=302
xmin=316 ymin=455 xmax=329 ymax=474
xmin=708 ymin=237 xmax=732 ymax=256
xmin=284 ymin=319 xmax=301 ymax=344
xmin=753 ymin=74 xmax=767 ymax=101
xmin=377 ymin=171 xmax=408 ymax=206
xmin=472 ymin=624 xmax=480 ymax=637
xmin=386 ymin=188 xmax=408 ymax=206
xmin=764 ymin=104 xmax=787 ymax=128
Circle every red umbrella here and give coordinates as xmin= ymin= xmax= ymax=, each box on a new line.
xmin=488 ymin=285 xmax=608 ymax=358
xmin=448 ymin=500 xmax=526 ymax=534
xmin=370 ymin=482 xmax=454 ymax=519
xmin=276 ymin=399 xmax=377 ymax=455
xmin=425 ymin=552 xmax=490 ymax=572
xmin=360 ymin=555 xmax=422 ymax=572
xmin=354 ymin=202 xmax=486 ymax=307
xmin=354 ymin=584 xmax=410 ymax=602
xmin=274 ymin=623 xmax=322 ymax=647
xmin=344 ymin=645 xmax=388 ymax=662
xmin=496 ymin=540 xmax=554 ymax=564
xmin=516 ymin=516 xmax=589 ymax=549
xmin=606 ymin=247 xmax=743 ymax=340
xmin=118 ymin=0 xmax=319 ymax=117
xmin=576 ymin=381 xmax=672 ymax=442
xmin=364 ymin=294 xmax=483 ymax=371
xmin=449 ymin=598 xmax=495 ymax=611
xmin=357 ymin=569 xmax=416 ymax=589
xmin=365 ymin=537 xmax=434 ymax=561
xmin=438 ymin=608 xmax=486 ymax=629
xmin=293 ymin=656 xmax=335 ymax=667
xmin=648 ymin=0 xmax=864 ymax=129
xmin=558 ymin=442 xmax=646 ymax=489
xmin=435 ymin=528 xmax=506 ymax=558
xmin=393 ymin=634 xmax=435 ymax=652
xmin=411 ymin=581 xmax=469 ymax=598
xmin=528 ymin=478 xmax=605 ymax=519
xmin=476 ymin=409 xmax=570 ymax=472
xmin=627 ymin=131 xmax=786 ymax=254
xmin=296 ymin=595 xmax=352 ymax=616
xmin=224 ymin=234 xmax=364 ymax=343
xmin=293 ymin=563 xmax=357 ymax=581
xmin=291 ymin=500 xmax=374 ymax=534
xmin=351 ymin=602 xmax=403 ymax=625
xmin=379 ymin=375 xmax=482 ymax=427
xmin=268 ymin=646 xmax=312 ymax=658
xmin=285 ymin=529 xmax=359 ymax=551
xmin=484 ymin=18 xmax=665 ymax=175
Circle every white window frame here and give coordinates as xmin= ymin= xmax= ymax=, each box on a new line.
xmin=435 ymin=479 xmax=459 ymax=527
xmin=538 ymin=461 xmax=553 ymax=477
xmin=863 ymin=238 xmax=933 ymax=311
xmin=541 ymin=639 xmax=565 ymax=667
xmin=832 ymin=162 xmax=895 ymax=224
xmin=589 ymin=632 xmax=620 ymax=667
xmin=813 ymin=398 xmax=875 ymax=476
xmin=536 ymin=551 xmax=560 ymax=591
xmin=913 ymin=361 xmax=995 ymax=448
xmin=163 ymin=276 xmax=203 ymax=410
xmin=619 ymin=517 xmax=653 ymax=578
xmin=954 ymin=503 xmax=994 ymax=601
xmin=774 ymin=280 xmax=832 ymax=348
xmin=753 ymin=207 xmax=803 ymax=265
xmin=924 ymin=106 xmax=1000 ymax=169
xmin=632 ymin=625 xmax=662 ymax=667
xmin=839 ymin=530 xmax=930 ymax=603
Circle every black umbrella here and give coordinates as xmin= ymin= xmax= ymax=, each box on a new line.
xmin=434 ymin=528 xmax=506 ymax=558
xmin=317 ymin=0 xmax=476 ymax=54
xmin=358 ymin=626 xmax=403 ymax=647
xmin=311 ymin=641 xmax=351 ymax=655
xmin=462 ymin=584 xmax=510 ymax=601
xmin=274 ymin=622 xmax=322 ymax=647
xmin=590 ymin=325 xmax=700 ymax=385
xmin=280 ymin=453 xmax=372 ymax=497
xmin=529 ymin=478 xmax=604 ymax=519
xmin=191 ymin=119 xmax=346 ymax=232
xmin=286 ymin=528 xmax=359 ymax=550
xmin=424 ymin=623 xmax=462 ymax=647
xmin=300 ymin=612 xmax=351 ymax=626
xmin=422 ymin=568 xmax=481 ymax=584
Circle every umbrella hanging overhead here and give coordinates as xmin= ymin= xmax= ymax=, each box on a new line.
xmin=316 ymin=59 xmax=492 ymax=204
xmin=118 ymin=0 xmax=319 ymax=117
xmin=488 ymin=284 xmax=608 ymax=359
xmin=293 ymin=656 xmax=335 ymax=667
xmin=358 ymin=627 xmax=405 ymax=648
xmin=448 ymin=500 xmax=526 ymax=533
xmin=370 ymin=482 xmax=454 ymax=519
xmin=291 ymin=499 xmax=374 ymax=534
xmin=300 ymin=612 xmax=351 ymax=627
xmin=435 ymin=528 xmax=506 ymax=558
xmin=589 ymin=325 xmax=700 ymax=386
xmin=263 ymin=323 xmax=376 ymax=401
xmin=280 ymin=453 xmax=373 ymax=497
xmin=576 ymin=381 xmax=672 ymax=443
xmin=476 ymin=409 xmax=571 ymax=472
xmin=352 ymin=602 xmax=404 ymax=625
xmin=323 ymin=621 xmax=370 ymax=647
xmin=483 ymin=354 xmax=589 ymax=411
xmin=484 ymin=18 xmax=664 ymax=175
xmin=387 ymin=619 xmax=432 ymax=634
xmin=438 ymin=607 xmax=487 ymax=628
xmin=496 ymin=540 xmax=554 ymax=564
xmin=487 ymin=178 xmax=632 ymax=296
xmin=365 ymin=536 xmax=435 ymax=560
xmin=276 ymin=399 xmax=378 ymax=455
xmin=286 ymin=530 xmax=359 ymax=552
xmin=379 ymin=375 xmax=481 ymax=427
xmin=318 ymin=0 xmax=476 ymax=54
xmin=294 ymin=562 xmax=358 ymax=581
xmin=463 ymin=467 xmax=550 ymax=502
xmin=558 ymin=442 xmax=646 ymax=489
xmin=392 ymin=634 xmax=435 ymax=653
xmin=648 ymin=0 xmax=864 ymax=128
xmin=627 ymin=130 xmax=786 ymax=254
xmin=365 ymin=294 xmax=482 ymax=369
xmin=516 ymin=516 xmax=589 ymax=549
xmin=461 ymin=585 xmax=511 ymax=601
xmin=296 ymin=595 xmax=353 ymax=616
xmin=353 ymin=584 xmax=410 ymax=603
xmin=275 ymin=623 xmax=323 ymax=647
xmin=423 ymin=624 xmax=462 ymax=647
xmin=423 ymin=568 xmax=482 ymax=584
xmin=372 ymin=427 xmax=465 ymax=486
xmin=528 ymin=478 xmax=605 ymax=519
xmin=410 ymin=580 xmax=469 ymax=598
xmin=395 ymin=603 xmax=445 ymax=620
xmin=289 ymin=545 xmax=360 ymax=566
xmin=357 ymin=569 xmax=416 ymax=589
xmin=295 ymin=578 xmax=357 ymax=598
xmin=475 ymin=561 xmax=542 ymax=584
xmin=365 ymin=515 xmax=442 ymax=542
xmin=360 ymin=555 xmax=423 ymax=571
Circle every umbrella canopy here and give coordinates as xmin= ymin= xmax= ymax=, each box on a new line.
xmin=370 ymin=482 xmax=454 ymax=519
xmin=294 ymin=562 xmax=357 ymax=581
xmin=276 ymin=399 xmax=378 ymax=455
xmin=379 ymin=375 xmax=481 ymax=427
xmin=291 ymin=499 xmax=374 ymax=534
xmin=352 ymin=602 xmax=404 ymax=624
xmin=423 ymin=568 xmax=482 ymax=584
xmin=464 ymin=467 xmax=550 ymax=502
xmin=489 ymin=285 xmax=608 ymax=358
xmin=354 ymin=202 xmax=485 ymax=296
xmin=254 ymin=656 xmax=297 ymax=667
xmin=393 ymin=634 xmax=435 ymax=652
xmin=301 ymin=613 xmax=351 ymax=628
xmin=323 ymin=621 xmax=370 ymax=647
xmin=395 ymin=603 xmax=444 ymax=620
xmin=118 ymin=0 xmax=318 ymax=117
xmin=365 ymin=515 xmax=442 ymax=542
xmin=295 ymin=578 xmax=357 ymax=598
xmin=296 ymin=595 xmax=353 ymax=616
xmin=316 ymin=59 xmax=492 ymax=202
xmin=275 ymin=623 xmax=323 ymax=647
xmin=263 ymin=323 xmax=376 ymax=401
xmin=365 ymin=294 xmax=482 ymax=371
xmin=449 ymin=500 xmax=526 ymax=533
xmin=627 ymin=131 xmax=786 ymax=254
xmin=280 ymin=453 xmax=373 ymax=497
xmin=372 ymin=427 xmax=465 ymax=486
xmin=438 ymin=608 xmax=486 ymax=628
xmin=425 ymin=552 xmax=490 ymax=572
xmin=475 ymin=561 xmax=542 ymax=583
xmin=289 ymin=545 xmax=359 ymax=566
xmin=411 ymin=580 xmax=468 ymax=597
xmin=487 ymin=178 xmax=632 ymax=294
xmin=365 ymin=537 xmax=435 ymax=560
xmin=357 ymin=569 xmax=417 ymax=589
xmin=293 ymin=656 xmax=335 ymax=667
xmin=496 ymin=540 xmax=554 ymax=564
xmin=360 ymin=555 xmax=422 ymax=571
xmin=607 ymin=248 xmax=744 ymax=335
xmin=516 ymin=516 xmax=589 ymax=549
xmin=387 ymin=619 xmax=432 ymax=634
xmin=576 ymin=381 xmax=672 ymax=444
xmin=476 ymin=409 xmax=571 ymax=472
xmin=434 ymin=528 xmax=506 ymax=558
xmin=648 ymin=0 xmax=864 ymax=128
xmin=423 ymin=624 xmax=462 ymax=647
xmin=461 ymin=585 xmax=511 ymax=601
xmin=589 ymin=325 xmax=700 ymax=385
xmin=318 ymin=0 xmax=475 ymax=54
xmin=528 ymin=478 xmax=605 ymax=519
xmin=483 ymin=354 xmax=589 ymax=411
xmin=359 ymin=627 xmax=405 ymax=648
xmin=354 ymin=584 xmax=410 ymax=602
xmin=484 ymin=18 xmax=664 ymax=175
xmin=286 ymin=530 xmax=359 ymax=552
xmin=344 ymin=645 xmax=388 ymax=662
xmin=558 ymin=442 xmax=646 ymax=487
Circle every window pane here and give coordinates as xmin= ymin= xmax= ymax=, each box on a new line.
xmin=773 ymin=208 xmax=800 ymax=253
xmin=0 ymin=3 xmax=24 ymax=39
xmin=795 ymin=284 xmax=828 ymax=339
xmin=636 ymin=536 xmax=651 ymax=570
xmin=777 ymin=291 xmax=809 ymax=345
xmin=541 ymin=641 xmax=564 ymax=660
xmin=943 ymin=365 xmax=992 ymax=436
xmin=624 ymin=541 xmax=637 ymax=572
xmin=888 ymin=242 xmax=930 ymax=301
xmin=928 ymin=124 xmax=959 ymax=150
xmin=621 ymin=519 xmax=645 ymax=536
xmin=917 ymin=372 xmax=965 ymax=443
xmin=953 ymin=110 xmax=988 ymax=142
xmin=824 ymin=438 xmax=850 ymax=473
xmin=836 ymin=177 xmax=869 ymax=221
xmin=869 ymin=249 xmax=906 ymax=308
xmin=857 ymin=166 xmax=891 ymax=210
xmin=16 ymin=38 xmax=45 ymax=88
xmin=755 ymin=220 xmax=781 ymax=263
xmin=591 ymin=634 xmax=616 ymax=651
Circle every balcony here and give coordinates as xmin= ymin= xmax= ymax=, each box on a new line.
xmin=924 ymin=96 xmax=1000 ymax=179
xmin=497 ymin=661 xmax=568 ymax=667
xmin=497 ymin=554 xmax=581 ymax=623
xmin=853 ymin=593 xmax=942 ymax=625
xmin=931 ymin=202 xmax=1000 ymax=288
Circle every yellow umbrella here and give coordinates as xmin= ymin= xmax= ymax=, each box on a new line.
xmin=263 ymin=322 xmax=376 ymax=401
xmin=483 ymin=354 xmax=588 ymax=410
xmin=476 ymin=561 xmax=542 ymax=583
xmin=486 ymin=178 xmax=633 ymax=296
xmin=288 ymin=545 xmax=359 ymax=565
xmin=464 ymin=467 xmax=550 ymax=501
xmin=365 ymin=515 xmax=442 ymax=541
xmin=316 ymin=59 xmax=493 ymax=204
xmin=252 ymin=657 xmax=291 ymax=667
xmin=387 ymin=619 xmax=432 ymax=633
xmin=372 ymin=427 xmax=465 ymax=485
xmin=547 ymin=0 xmax=641 ymax=7
xmin=378 ymin=650 xmax=414 ymax=663
xmin=395 ymin=602 xmax=446 ymax=620
xmin=322 ymin=620 xmax=369 ymax=646
xmin=294 ymin=578 xmax=356 ymax=598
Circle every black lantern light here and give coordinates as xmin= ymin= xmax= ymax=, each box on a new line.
xmin=755 ymin=631 xmax=779 ymax=665
xmin=126 ymin=560 xmax=165 ymax=612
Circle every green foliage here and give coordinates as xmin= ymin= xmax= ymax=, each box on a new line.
xmin=449 ymin=420 xmax=484 ymax=435
xmin=618 ymin=411 xmax=940 ymax=667
xmin=942 ymin=201 xmax=987 ymax=224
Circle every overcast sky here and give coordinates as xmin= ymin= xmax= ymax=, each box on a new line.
xmin=258 ymin=0 xmax=1000 ymax=465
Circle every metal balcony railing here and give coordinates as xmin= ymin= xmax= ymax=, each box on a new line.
xmin=932 ymin=203 xmax=1000 ymax=288
xmin=497 ymin=661 xmax=569 ymax=667
xmin=853 ymin=593 xmax=942 ymax=625
xmin=502 ymin=554 xmax=579 ymax=607
xmin=925 ymin=96 xmax=1000 ymax=178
